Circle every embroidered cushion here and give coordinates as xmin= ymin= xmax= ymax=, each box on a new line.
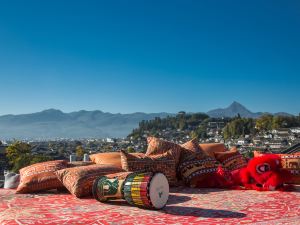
xmin=177 ymin=152 xmax=229 ymax=188
xmin=199 ymin=143 xmax=227 ymax=158
xmin=55 ymin=164 xmax=124 ymax=198
xmin=214 ymin=147 xmax=247 ymax=171
xmin=177 ymin=140 xmax=230 ymax=188
xmin=145 ymin=137 xmax=183 ymax=166
xmin=16 ymin=160 xmax=68 ymax=193
xmin=120 ymin=150 xmax=177 ymax=186
xmin=280 ymin=154 xmax=300 ymax=184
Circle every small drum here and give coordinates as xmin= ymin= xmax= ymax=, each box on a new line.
xmin=93 ymin=172 xmax=169 ymax=210
xmin=93 ymin=172 xmax=132 ymax=202
xmin=123 ymin=172 xmax=169 ymax=209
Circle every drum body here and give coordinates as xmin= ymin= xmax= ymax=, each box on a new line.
xmin=123 ymin=172 xmax=169 ymax=209
xmin=93 ymin=171 xmax=132 ymax=202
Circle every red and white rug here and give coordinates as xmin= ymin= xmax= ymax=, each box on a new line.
xmin=1 ymin=187 xmax=300 ymax=225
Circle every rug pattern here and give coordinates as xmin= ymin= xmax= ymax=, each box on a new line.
xmin=0 ymin=187 xmax=300 ymax=225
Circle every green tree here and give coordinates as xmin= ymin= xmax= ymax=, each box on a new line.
xmin=6 ymin=141 xmax=32 ymax=166
xmin=127 ymin=147 xmax=135 ymax=153
xmin=255 ymin=115 xmax=273 ymax=131
xmin=6 ymin=141 xmax=53 ymax=172
xmin=76 ymin=145 xmax=85 ymax=158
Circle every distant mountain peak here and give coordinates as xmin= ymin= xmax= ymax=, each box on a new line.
xmin=41 ymin=109 xmax=63 ymax=113
xmin=207 ymin=102 xmax=261 ymax=118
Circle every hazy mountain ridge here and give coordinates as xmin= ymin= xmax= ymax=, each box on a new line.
xmin=0 ymin=102 xmax=294 ymax=139
xmin=0 ymin=109 xmax=172 ymax=139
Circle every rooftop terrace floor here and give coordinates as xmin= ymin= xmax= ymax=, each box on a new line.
xmin=1 ymin=186 xmax=300 ymax=225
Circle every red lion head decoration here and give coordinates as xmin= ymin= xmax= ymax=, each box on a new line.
xmin=234 ymin=154 xmax=292 ymax=191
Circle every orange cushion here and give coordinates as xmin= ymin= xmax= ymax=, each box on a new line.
xmin=199 ymin=143 xmax=227 ymax=158
xmin=55 ymin=164 xmax=124 ymax=198
xmin=90 ymin=152 xmax=122 ymax=168
xmin=214 ymin=147 xmax=247 ymax=171
xmin=16 ymin=160 xmax=68 ymax=194
xmin=120 ymin=149 xmax=177 ymax=186
xmin=67 ymin=161 xmax=95 ymax=168
xmin=146 ymin=137 xmax=183 ymax=166
xmin=90 ymin=152 xmax=144 ymax=168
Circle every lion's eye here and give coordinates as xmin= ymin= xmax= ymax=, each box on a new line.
xmin=256 ymin=163 xmax=270 ymax=174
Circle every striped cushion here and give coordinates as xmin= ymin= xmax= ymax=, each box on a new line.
xmin=16 ymin=160 xmax=68 ymax=193
xmin=177 ymin=153 xmax=225 ymax=187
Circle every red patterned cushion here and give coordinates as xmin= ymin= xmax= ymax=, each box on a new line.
xmin=280 ymin=154 xmax=300 ymax=184
xmin=120 ymin=150 xmax=177 ymax=186
xmin=177 ymin=152 xmax=227 ymax=188
xmin=214 ymin=147 xmax=247 ymax=171
xmin=146 ymin=137 xmax=183 ymax=166
xmin=55 ymin=164 xmax=124 ymax=198
xmin=16 ymin=160 xmax=68 ymax=194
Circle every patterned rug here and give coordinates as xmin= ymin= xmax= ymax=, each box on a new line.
xmin=0 ymin=187 xmax=300 ymax=225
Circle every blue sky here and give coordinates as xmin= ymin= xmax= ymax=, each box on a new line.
xmin=0 ymin=0 xmax=299 ymax=115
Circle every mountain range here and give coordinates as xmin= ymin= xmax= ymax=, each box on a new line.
xmin=0 ymin=102 xmax=293 ymax=139
xmin=206 ymin=101 xmax=293 ymax=118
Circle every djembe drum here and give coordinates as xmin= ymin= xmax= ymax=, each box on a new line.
xmin=93 ymin=172 xmax=169 ymax=209
xmin=92 ymin=171 xmax=132 ymax=202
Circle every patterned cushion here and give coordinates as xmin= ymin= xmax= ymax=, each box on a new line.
xmin=16 ymin=160 xmax=68 ymax=193
xmin=120 ymin=150 xmax=177 ymax=186
xmin=253 ymin=152 xmax=300 ymax=184
xmin=214 ymin=147 xmax=247 ymax=171
xmin=146 ymin=137 xmax=183 ymax=166
xmin=177 ymin=152 xmax=227 ymax=188
xmin=280 ymin=154 xmax=300 ymax=184
xmin=199 ymin=143 xmax=227 ymax=158
xmin=55 ymin=164 xmax=124 ymax=198
xmin=177 ymin=140 xmax=229 ymax=188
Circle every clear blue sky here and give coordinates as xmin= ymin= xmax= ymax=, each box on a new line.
xmin=0 ymin=0 xmax=299 ymax=115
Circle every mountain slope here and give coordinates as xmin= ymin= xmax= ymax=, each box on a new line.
xmin=0 ymin=110 xmax=172 ymax=139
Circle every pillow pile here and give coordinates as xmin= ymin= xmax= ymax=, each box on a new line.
xmin=16 ymin=160 xmax=68 ymax=193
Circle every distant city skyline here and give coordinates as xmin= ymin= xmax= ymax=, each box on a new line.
xmin=0 ymin=1 xmax=299 ymax=115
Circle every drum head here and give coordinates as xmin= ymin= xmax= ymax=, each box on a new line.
xmin=149 ymin=173 xmax=169 ymax=209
